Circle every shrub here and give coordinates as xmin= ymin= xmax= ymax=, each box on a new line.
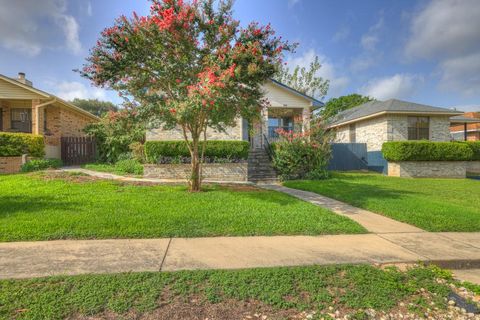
xmin=271 ymin=119 xmax=332 ymax=180
xmin=464 ymin=141 xmax=480 ymax=161
xmin=144 ymin=140 xmax=249 ymax=163
xmin=0 ymin=132 xmax=44 ymax=157
xmin=115 ymin=159 xmax=143 ymax=175
xmin=21 ymin=159 xmax=63 ymax=172
xmin=129 ymin=142 xmax=145 ymax=163
xmin=382 ymin=141 xmax=474 ymax=161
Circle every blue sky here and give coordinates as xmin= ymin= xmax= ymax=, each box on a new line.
xmin=0 ymin=0 xmax=479 ymax=111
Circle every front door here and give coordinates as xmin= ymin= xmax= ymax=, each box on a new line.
xmin=250 ymin=119 xmax=263 ymax=149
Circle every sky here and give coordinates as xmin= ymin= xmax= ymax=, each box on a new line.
xmin=0 ymin=0 xmax=479 ymax=111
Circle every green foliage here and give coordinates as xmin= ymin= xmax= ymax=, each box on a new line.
xmin=70 ymin=98 xmax=118 ymax=117
xmin=0 ymin=174 xmax=364 ymax=242
xmin=321 ymin=94 xmax=374 ymax=119
xmin=274 ymin=55 xmax=329 ymax=99
xmin=115 ymin=159 xmax=144 ymax=175
xmin=382 ymin=141 xmax=474 ymax=161
xmin=272 ymin=119 xmax=332 ymax=180
xmin=21 ymin=159 xmax=63 ymax=172
xmin=144 ymin=140 xmax=250 ymax=163
xmin=464 ymin=141 xmax=480 ymax=160
xmin=0 ymin=132 xmax=45 ymax=157
xmin=0 ymin=265 xmax=455 ymax=319
xmin=284 ymin=172 xmax=480 ymax=232
xmin=84 ymin=109 xmax=145 ymax=163
xmin=129 ymin=142 xmax=146 ymax=163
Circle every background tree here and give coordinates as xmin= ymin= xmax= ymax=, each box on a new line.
xmin=274 ymin=55 xmax=329 ymax=99
xmin=321 ymin=94 xmax=374 ymax=120
xmin=80 ymin=0 xmax=292 ymax=191
xmin=70 ymin=98 xmax=118 ymax=117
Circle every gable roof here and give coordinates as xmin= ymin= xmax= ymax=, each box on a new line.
xmin=268 ymin=78 xmax=324 ymax=108
xmin=327 ymin=99 xmax=463 ymax=128
xmin=0 ymin=74 xmax=99 ymax=121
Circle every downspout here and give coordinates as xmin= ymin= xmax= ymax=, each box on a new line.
xmin=33 ymin=98 xmax=56 ymax=135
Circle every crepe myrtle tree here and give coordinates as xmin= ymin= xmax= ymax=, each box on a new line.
xmin=80 ymin=0 xmax=294 ymax=191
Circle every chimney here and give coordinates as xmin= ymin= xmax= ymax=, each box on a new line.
xmin=17 ymin=72 xmax=32 ymax=87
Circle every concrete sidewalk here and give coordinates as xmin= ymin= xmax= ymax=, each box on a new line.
xmin=1 ymin=232 xmax=480 ymax=279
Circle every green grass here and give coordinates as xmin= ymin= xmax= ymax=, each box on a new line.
xmin=284 ymin=172 xmax=480 ymax=232
xmin=0 ymin=264 xmax=454 ymax=320
xmin=0 ymin=173 xmax=365 ymax=242
xmin=83 ymin=162 xmax=143 ymax=176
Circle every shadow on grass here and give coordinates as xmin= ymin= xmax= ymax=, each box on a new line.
xmin=0 ymin=195 xmax=82 ymax=218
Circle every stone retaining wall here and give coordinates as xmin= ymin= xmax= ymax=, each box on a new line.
xmin=144 ymin=163 xmax=248 ymax=182
xmin=387 ymin=161 xmax=467 ymax=178
xmin=0 ymin=156 xmax=24 ymax=173
xmin=467 ymin=161 xmax=480 ymax=174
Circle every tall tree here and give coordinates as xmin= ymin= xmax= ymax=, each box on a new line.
xmin=80 ymin=0 xmax=292 ymax=191
xmin=321 ymin=94 xmax=374 ymax=120
xmin=70 ymin=98 xmax=118 ymax=117
xmin=274 ymin=55 xmax=329 ymax=99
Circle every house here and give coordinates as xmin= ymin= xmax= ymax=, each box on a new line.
xmin=327 ymin=99 xmax=463 ymax=171
xmin=146 ymin=79 xmax=323 ymax=148
xmin=450 ymin=112 xmax=480 ymax=141
xmin=0 ymin=72 xmax=99 ymax=159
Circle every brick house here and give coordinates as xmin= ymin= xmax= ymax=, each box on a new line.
xmin=0 ymin=73 xmax=99 ymax=159
xmin=327 ymin=99 xmax=463 ymax=171
xmin=450 ymin=112 xmax=480 ymax=141
xmin=147 ymin=79 xmax=323 ymax=148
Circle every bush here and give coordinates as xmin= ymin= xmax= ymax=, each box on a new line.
xmin=21 ymin=159 xmax=63 ymax=172
xmin=382 ymin=141 xmax=474 ymax=161
xmin=115 ymin=159 xmax=143 ymax=175
xmin=0 ymin=132 xmax=44 ymax=157
xmin=464 ymin=141 xmax=480 ymax=161
xmin=129 ymin=142 xmax=145 ymax=163
xmin=144 ymin=140 xmax=249 ymax=163
xmin=271 ymin=119 xmax=332 ymax=180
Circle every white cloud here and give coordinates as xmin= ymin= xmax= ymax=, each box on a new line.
xmin=360 ymin=16 xmax=383 ymax=51
xmin=287 ymin=49 xmax=350 ymax=98
xmin=52 ymin=81 xmax=108 ymax=101
xmin=86 ymin=2 xmax=93 ymax=17
xmin=0 ymin=0 xmax=82 ymax=56
xmin=350 ymin=16 xmax=384 ymax=72
xmin=360 ymin=74 xmax=422 ymax=100
xmin=405 ymin=0 xmax=480 ymax=96
xmin=333 ymin=26 xmax=350 ymax=42
xmin=288 ymin=0 xmax=301 ymax=8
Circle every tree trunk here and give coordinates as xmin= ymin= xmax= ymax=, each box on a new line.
xmin=189 ymin=136 xmax=202 ymax=192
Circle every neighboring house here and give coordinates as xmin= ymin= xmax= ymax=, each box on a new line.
xmin=327 ymin=99 xmax=463 ymax=171
xmin=450 ymin=112 xmax=480 ymax=141
xmin=0 ymin=72 xmax=99 ymax=159
xmin=146 ymin=79 xmax=323 ymax=148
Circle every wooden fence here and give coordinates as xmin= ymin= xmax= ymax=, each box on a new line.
xmin=61 ymin=137 xmax=97 ymax=165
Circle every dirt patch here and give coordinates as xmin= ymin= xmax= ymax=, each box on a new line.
xmin=33 ymin=170 xmax=101 ymax=183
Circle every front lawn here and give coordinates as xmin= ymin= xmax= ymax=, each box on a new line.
xmin=0 ymin=172 xmax=365 ymax=242
xmin=284 ymin=172 xmax=480 ymax=232
xmin=1 ymin=264 xmax=471 ymax=320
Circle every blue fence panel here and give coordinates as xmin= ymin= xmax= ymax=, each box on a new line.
xmin=328 ymin=143 xmax=368 ymax=171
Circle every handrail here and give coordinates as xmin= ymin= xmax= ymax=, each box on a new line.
xmin=263 ymin=133 xmax=274 ymax=161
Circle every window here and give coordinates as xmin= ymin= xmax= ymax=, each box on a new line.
xmin=349 ymin=123 xmax=356 ymax=143
xmin=408 ymin=116 xmax=429 ymax=140
xmin=10 ymin=108 xmax=32 ymax=133
xmin=268 ymin=116 xmax=294 ymax=139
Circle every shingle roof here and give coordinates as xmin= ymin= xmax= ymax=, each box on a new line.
xmin=328 ymin=99 xmax=462 ymax=128
xmin=450 ymin=115 xmax=480 ymax=123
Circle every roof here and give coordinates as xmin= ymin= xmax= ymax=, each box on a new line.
xmin=269 ymin=78 xmax=324 ymax=108
xmin=449 ymin=115 xmax=480 ymax=124
xmin=327 ymin=99 xmax=463 ymax=128
xmin=0 ymin=74 xmax=99 ymax=121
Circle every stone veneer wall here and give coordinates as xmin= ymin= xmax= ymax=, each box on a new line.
xmin=467 ymin=161 xmax=480 ymax=174
xmin=0 ymin=156 xmax=24 ymax=173
xmin=147 ymin=118 xmax=243 ymax=141
xmin=144 ymin=163 xmax=248 ymax=182
xmin=387 ymin=161 xmax=467 ymax=178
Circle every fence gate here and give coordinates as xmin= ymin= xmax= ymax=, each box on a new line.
xmin=61 ymin=137 xmax=97 ymax=165
xmin=328 ymin=143 xmax=368 ymax=171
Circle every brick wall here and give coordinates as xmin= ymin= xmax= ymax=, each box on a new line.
xmin=387 ymin=161 xmax=467 ymax=178
xmin=144 ymin=163 xmax=248 ymax=182
xmin=0 ymin=156 xmax=23 ymax=173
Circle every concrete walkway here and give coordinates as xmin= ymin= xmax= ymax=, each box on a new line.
xmin=261 ymin=185 xmax=423 ymax=234
xmin=1 ymin=232 xmax=480 ymax=279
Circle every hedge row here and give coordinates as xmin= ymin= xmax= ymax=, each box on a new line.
xmin=382 ymin=141 xmax=478 ymax=161
xmin=144 ymin=140 xmax=250 ymax=163
xmin=0 ymin=132 xmax=45 ymax=157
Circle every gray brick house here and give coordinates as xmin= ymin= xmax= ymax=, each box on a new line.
xmin=327 ymin=99 xmax=463 ymax=170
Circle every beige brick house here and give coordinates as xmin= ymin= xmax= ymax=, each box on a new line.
xmin=147 ymin=79 xmax=323 ymax=148
xmin=327 ymin=99 xmax=463 ymax=170
xmin=0 ymin=73 xmax=99 ymax=159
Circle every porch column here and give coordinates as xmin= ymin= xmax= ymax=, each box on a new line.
xmin=32 ymin=99 xmax=44 ymax=135
xmin=302 ymin=106 xmax=311 ymax=133
xmin=261 ymin=106 xmax=268 ymax=146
